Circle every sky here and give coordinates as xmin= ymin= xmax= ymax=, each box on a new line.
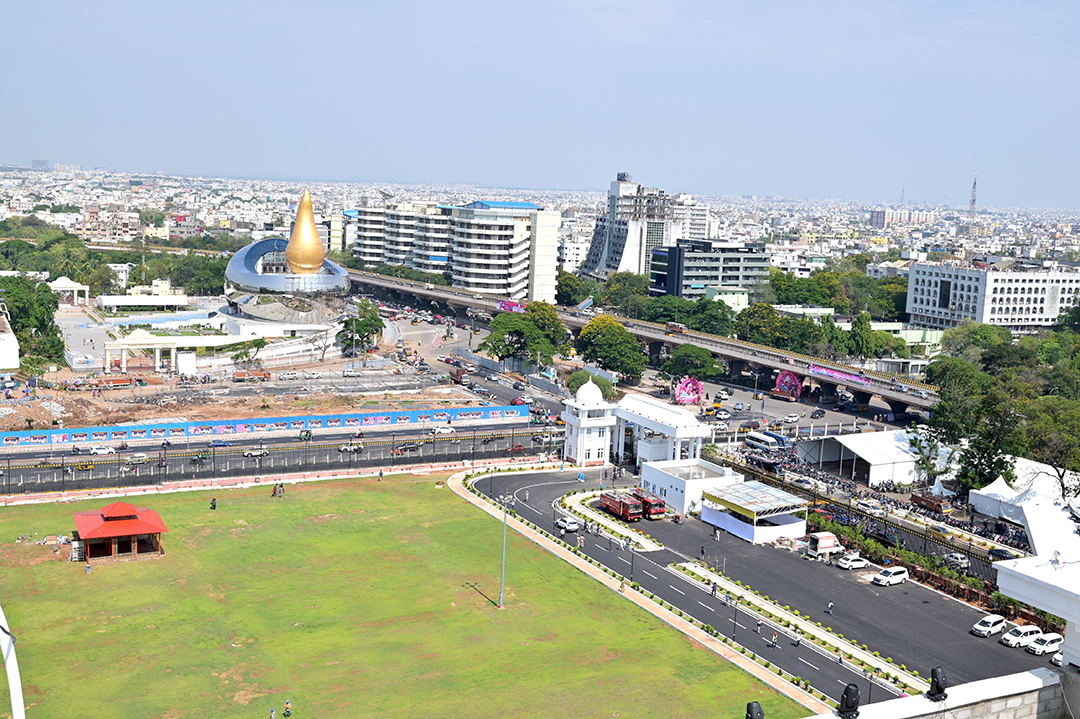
xmin=3 ymin=0 xmax=1078 ymax=209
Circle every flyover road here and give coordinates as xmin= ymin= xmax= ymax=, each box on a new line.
xmin=481 ymin=469 xmax=1052 ymax=692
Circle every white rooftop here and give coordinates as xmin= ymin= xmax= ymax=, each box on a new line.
xmin=616 ymin=393 xmax=712 ymax=439
xmin=829 ymin=429 xmax=920 ymax=466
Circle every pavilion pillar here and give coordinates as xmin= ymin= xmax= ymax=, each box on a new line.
xmin=121 ymin=350 xmax=128 ymax=373
xmin=154 ymin=347 xmax=162 ymax=372
xmin=104 ymin=349 xmax=111 ymax=373
xmin=110 ymin=538 xmax=116 ymax=557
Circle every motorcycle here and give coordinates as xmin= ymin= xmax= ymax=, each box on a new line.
xmin=71 ymin=446 xmax=81 ymax=455
xmin=354 ymin=430 xmax=365 ymax=439
xmin=157 ymin=460 xmax=167 ymax=468
xmin=119 ymin=442 xmax=129 ymax=450
xmin=161 ymin=440 xmax=171 ymax=448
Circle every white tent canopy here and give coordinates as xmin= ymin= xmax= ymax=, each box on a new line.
xmin=969 ymin=476 xmax=1021 ymax=522
xmin=796 ymin=429 xmax=942 ymax=488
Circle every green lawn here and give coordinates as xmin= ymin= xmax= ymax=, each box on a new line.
xmin=0 ymin=477 xmax=808 ymax=719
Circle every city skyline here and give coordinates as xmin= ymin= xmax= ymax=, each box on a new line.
xmin=2 ymin=1 xmax=1078 ymax=210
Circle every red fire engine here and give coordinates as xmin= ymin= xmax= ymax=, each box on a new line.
xmin=599 ymin=491 xmax=643 ymax=522
xmin=630 ymin=487 xmax=666 ymax=519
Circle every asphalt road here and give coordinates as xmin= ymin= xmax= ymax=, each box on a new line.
xmin=480 ymin=468 xmax=1053 ymax=697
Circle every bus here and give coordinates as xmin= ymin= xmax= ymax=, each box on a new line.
xmin=743 ymin=432 xmax=780 ymax=451
xmin=762 ymin=430 xmax=793 ymax=449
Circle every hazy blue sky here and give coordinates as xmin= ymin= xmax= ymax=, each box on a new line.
xmin=3 ymin=1 xmax=1077 ymax=208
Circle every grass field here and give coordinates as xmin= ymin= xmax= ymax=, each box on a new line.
xmin=0 ymin=475 xmax=808 ymax=719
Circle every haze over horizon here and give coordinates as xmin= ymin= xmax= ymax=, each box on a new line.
xmin=2 ymin=0 xmax=1077 ymax=210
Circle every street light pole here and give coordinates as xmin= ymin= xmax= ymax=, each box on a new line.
xmin=498 ymin=494 xmax=514 ymax=610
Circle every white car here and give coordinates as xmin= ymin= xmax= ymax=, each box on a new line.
xmin=1052 ymin=652 xmax=1063 ymax=667
xmin=713 ymin=422 xmax=729 ymax=431
xmin=783 ymin=413 xmax=800 ymax=424
xmin=304 ymin=371 xmax=322 ymax=379
xmin=1000 ymin=625 xmax=1043 ymax=648
xmin=431 ymin=426 xmax=456 ymax=435
xmin=855 ymin=500 xmax=886 ymax=518
xmin=837 ymin=553 xmax=869 ymax=570
xmin=555 ymin=516 xmax=580 ymax=533
xmin=89 ymin=446 xmax=115 ymax=455
xmin=971 ymin=614 xmax=1006 ymax=637
xmin=1027 ymin=633 xmax=1064 ymax=656
xmin=718 ymin=390 xmax=730 ymax=400
xmin=716 ymin=410 xmax=731 ymax=420
xmin=871 ymin=567 xmax=909 ymax=586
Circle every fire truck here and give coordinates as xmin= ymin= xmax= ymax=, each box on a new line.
xmin=630 ymin=487 xmax=666 ymax=519
xmin=599 ymin=491 xmax=643 ymax=522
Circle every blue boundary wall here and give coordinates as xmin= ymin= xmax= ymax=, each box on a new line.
xmin=1 ymin=406 xmax=527 ymax=448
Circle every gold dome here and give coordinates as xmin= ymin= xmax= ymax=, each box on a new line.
xmin=285 ymin=189 xmax=325 ymax=274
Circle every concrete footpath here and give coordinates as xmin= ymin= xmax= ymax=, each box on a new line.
xmin=448 ymin=467 xmax=832 ymax=715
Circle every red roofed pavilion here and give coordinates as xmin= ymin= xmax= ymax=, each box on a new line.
xmin=73 ymin=501 xmax=168 ymax=561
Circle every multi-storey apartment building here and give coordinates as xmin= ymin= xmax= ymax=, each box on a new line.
xmin=906 ymin=261 xmax=1080 ymax=335
xmin=580 ymin=173 xmax=685 ymax=279
xmin=649 ymin=240 xmax=771 ymax=300
xmin=75 ymin=205 xmax=142 ymax=243
xmin=869 ymin=208 xmax=935 ymax=229
xmin=672 ymin=194 xmax=710 ymax=240
xmin=346 ymin=200 xmax=558 ymax=302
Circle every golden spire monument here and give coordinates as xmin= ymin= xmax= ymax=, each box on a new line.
xmin=285 ymin=189 xmax=325 ymax=274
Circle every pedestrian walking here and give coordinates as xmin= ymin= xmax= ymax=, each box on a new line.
xmin=279 ymin=482 xmax=285 ymax=496
xmin=700 ymin=546 xmax=705 ymax=560
xmin=271 ymin=485 xmax=278 ymax=498
xmin=756 ymin=618 xmax=763 ymax=633
xmin=270 ymin=709 xmax=276 ymax=719
xmin=794 ymin=631 xmax=802 ymax=647
xmin=379 ymin=469 xmax=383 ymax=482
xmin=525 ymin=490 xmax=529 ymax=502
xmin=711 ymin=582 xmax=717 ymax=598
xmin=210 ymin=498 xmax=216 ymax=510
xmin=772 ymin=631 xmax=778 ymax=647
xmin=608 ymin=536 xmax=612 ymax=551
xmin=560 ymin=528 xmax=565 ymax=539
xmin=827 ymin=601 xmax=834 ymax=615
xmin=284 ymin=700 xmax=291 ymax=717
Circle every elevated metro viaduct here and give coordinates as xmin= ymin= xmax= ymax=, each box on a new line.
xmin=349 ymin=271 xmax=938 ymax=416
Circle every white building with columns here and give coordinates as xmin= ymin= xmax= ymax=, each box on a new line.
xmin=562 ymin=379 xmax=617 ymax=467
xmin=562 ymin=381 xmax=713 ymax=469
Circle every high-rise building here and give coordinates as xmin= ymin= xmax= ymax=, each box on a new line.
xmin=906 ymin=261 xmax=1080 ymax=335
xmin=649 ymin=240 xmax=771 ymax=300
xmin=580 ymin=173 xmax=685 ymax=279
xmin=869 ymin=208 xmax=935 ymax=229
xmin=346 ymin=200 xmax=558 ymax=302
xmin=672 ymin=194 xmax=710 ymax=240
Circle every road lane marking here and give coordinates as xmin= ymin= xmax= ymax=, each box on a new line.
xmin=618 ymin=557 xmax=631 ymax=565
xmin=643 ymin=570 xmax=657 ymax=579
xmin=518 ymin=503 xmax=543 ymax=516
xmin=698 ymin=601 xmax=714 ymax=611
xmin=798 ymin=658 xmax=819 ymax=670
xmin=668 ymin=585 xmax=685 ymax=595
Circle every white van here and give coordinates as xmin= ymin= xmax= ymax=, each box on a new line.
xmin=278 ymin=371 xmax=298 ymax=380
xmin=871 ymin=567 xmax=909 ymax=586
xmin=971 ymin=614 xmax=1006 ymax=637
xmin=128 ymin=453 xmax=150 ymax=465
xmin=343 ymin=369 xmax=361 ymax=378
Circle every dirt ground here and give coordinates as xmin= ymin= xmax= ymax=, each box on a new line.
xmin=5 ymin=366 xmax=485 ymax=434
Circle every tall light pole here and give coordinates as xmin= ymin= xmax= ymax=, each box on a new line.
xmin=0 ymin=603 xmax=25 ymax=719
xmin=497 ymin=493 xmax=514 ymax=610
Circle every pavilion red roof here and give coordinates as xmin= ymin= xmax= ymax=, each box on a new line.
xmin=74 ymin=501 xmax=168 ymax=540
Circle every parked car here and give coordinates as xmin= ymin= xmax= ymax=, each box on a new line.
xmin=810 ymin=408 xmax=826 ymax=419
xmin=989 ymin=548 xmax=1021 ymax=561
xmin=432 ymin=426 xmax=456 ymax=435
xmin=792 ymin=478 xmax=817 ymax=491
xmin=512 ymin=381 xmax=526 ymax=391
xmin=1027 ymin=633 xmax=1064 ymax=656
xmin=734 ymin=402 xmax=745 ymax=411
xmin=971 ymin=614 xmax=1006 ymax=637
xmin=89 ymin=445 xmax=115 ymax=455
xmin=278 ymin=371 xmax=299 ymax=380
xmin=738 ymin=420 xmax=761 ymax=432
xmin=871 ymin=567 xmax=909 ymax=586
xmin=837 ymin=553 xmax=869 ymax=570
xmin=244 ymin=448 xmax=270 ymax=458
xmin=555 ymin=516 xmax=580 ymax=532
xmin=783 ymin=413 xmax=800 ymax=423
xmin=511 ymin=398 xmax=527 ymax=405
xmin=207 ymin=439 xmax=232 ymax=448
xmin=1052 ymin=652 xmax=1063 ymax=667
xmin=855 ymin=500 xmax=886 ymax=518
xmin=1000 ymin=625 xmax=1043 ymax=648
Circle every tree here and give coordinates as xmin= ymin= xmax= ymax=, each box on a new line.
xmin=906 ymin=424 xmax=959 ymax=488
xmin=576 ymin=315 xmax=645 ymax=378
xmin=688 ymin=297 xmax=735 ymax=337
xmin=477 ymin=313 xmax=556 ymax=365
xmin=87 ymin=265 xmax=119 ymax=296
xmin=661 ymin=345 xmax=720 ymax=380
xmin=555 ymin=269 xmax=587 ymax=306
xmin=522 ymin=302 xmax=567 ymax=349
xmin=955 ymin=383 xmax=1024 ymax=491
xmin=340 ymin=300 xmax=385 ymax=351
xmin=849 ymin=311 xmax=875 ymax=358
xmin=641 ymin=295 xmax=695 ymax=325
xmin=566 ymin=370 xmax=616 ymax=400
xmin=940 ymin=320 xmax=1012 ymax=366
xmin=1023 ymin=396 xmax=1080 ymax=498
xmin=601 ymin=272 xmax=650 ymax=309
xmin=733 ymin=303 xmax=781 ymax=345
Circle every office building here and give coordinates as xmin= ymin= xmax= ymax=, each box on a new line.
xmin=580 ymin=173 xmax=686 ymax=279
xmin=650 ymin=240 xmax=771 ymax=300
xmin=869 ymin=208 xmax=935 ymax=229
xmin=906 ymin=261 xmax=1080 ymax=335
xmin=671 ymin=194 xmax=710 ymax=240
